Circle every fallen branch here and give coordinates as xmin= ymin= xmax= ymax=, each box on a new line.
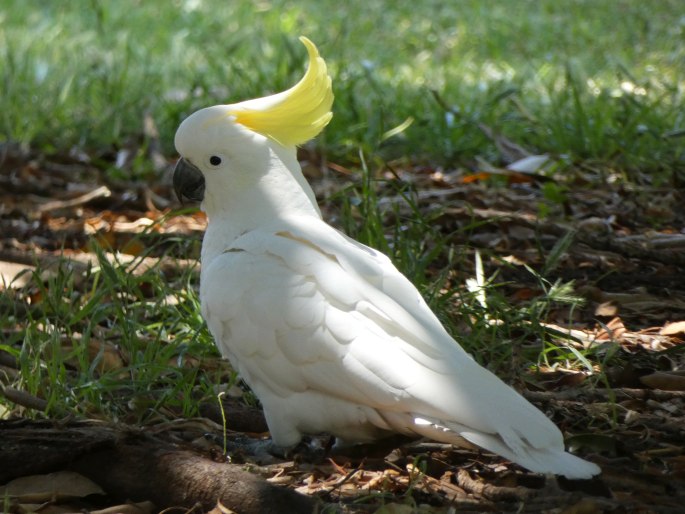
xmin=523 ymin=387 xmax=685 ymax=403
xmin=0 ymin=386 xmax=48 ymax=411
xmin=0 ymin=248 xmax=196 ymax=279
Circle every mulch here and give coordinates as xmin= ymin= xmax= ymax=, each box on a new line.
xmin=1 ymin=142 xmax=684 ymax=513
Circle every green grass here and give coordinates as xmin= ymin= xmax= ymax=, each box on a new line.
xmin=0 ymin=1 xmax=680 ymax=419
xmin=1 ymin=0 xmax=683 ymax=180
xmin=1 ymin=235 xmax=227 ymax=421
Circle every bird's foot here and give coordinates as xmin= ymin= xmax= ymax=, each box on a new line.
xmin=204 ymin=433 xmax=333 ymax=464
xmin=201 ymin=432 xmax=281 ymax=464
xmin=269 ymin=435 xmax=333 ymax=464
xmin=330 ymin=434 xmax=416 ymax=459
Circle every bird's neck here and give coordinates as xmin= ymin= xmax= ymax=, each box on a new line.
xmin=200 ymin=146 xmax=322 ymax=269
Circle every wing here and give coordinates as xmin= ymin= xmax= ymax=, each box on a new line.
xmin=201 ymin=216 xmax=595 ymax=475
xmin=201 ymin=219 xmax=430 ymax=406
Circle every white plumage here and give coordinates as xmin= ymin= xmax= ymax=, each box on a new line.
xmin=173 ymin=37 xmax=599 ymax=479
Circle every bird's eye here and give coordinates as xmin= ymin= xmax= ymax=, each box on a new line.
xmin=209 ymin=155 xmax=222 ymax=166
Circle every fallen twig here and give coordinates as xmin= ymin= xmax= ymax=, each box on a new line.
xmin=0 ymin=386 xmax=48 ymax=411
xmin=36 ymin=185 xmax=112 ymax=213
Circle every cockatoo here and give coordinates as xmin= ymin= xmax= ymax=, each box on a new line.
xmin=173 ymin=37 xmax=600 ymax=479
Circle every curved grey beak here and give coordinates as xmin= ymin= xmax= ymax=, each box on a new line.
xmin=173 ymin=158 xmax=205 ymax=204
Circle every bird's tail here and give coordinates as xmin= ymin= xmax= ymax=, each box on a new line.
xmin=409 ymin=416 xmax=600 ymax=479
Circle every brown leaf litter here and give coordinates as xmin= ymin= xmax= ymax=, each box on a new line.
xmin=1 ymin=143 xmax=684 ymax=512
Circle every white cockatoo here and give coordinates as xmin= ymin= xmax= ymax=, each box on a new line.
xmin=173 ymin=37 xmax=600 ymax=479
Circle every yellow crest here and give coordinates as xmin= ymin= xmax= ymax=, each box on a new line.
xmin=230 ymin=37 xmax=333 ymax=146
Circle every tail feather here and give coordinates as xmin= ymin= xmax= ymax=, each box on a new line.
xmin=408 ymin=416 xmax=600 ymax=479
xmin=459 ymin=429 xmax=600 ymax=479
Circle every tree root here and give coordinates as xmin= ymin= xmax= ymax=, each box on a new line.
xmin=0 ymin=419 xmax=316 ymax=514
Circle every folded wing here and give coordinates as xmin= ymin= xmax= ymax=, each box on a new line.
xmin=201 ymin=216 xmax=599 ymax=478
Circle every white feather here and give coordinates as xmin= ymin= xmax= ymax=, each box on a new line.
xmin=175 ymin=97 xmax=600 ymax=480
xmin=201 ymin=217 xmax=600 ymax=479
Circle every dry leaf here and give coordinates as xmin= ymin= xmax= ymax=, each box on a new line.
xmin=207 ymin=500 xmax=239 ymax=514
xmin=91 ymin=501 xmax=155 ymax=514
xmin=56 ymin=339 xmax=125 ymax=375
xmin=596 ymin=317 xmax=627 ymax=340
xmin=595 ymin=301 xmax=618 ymax=317
xmin=461 ymin=172 xmax=492 ymax=184
xmin=640 ymin=372 xmax=685 ymax=391
xmin=0 ymin=471 xmax=105 ymax=502
xmin=87 ymin=340 xmax=125 ymax=373
xmin=560 ymin=498 xmax=604 ymax=514
xmin=506 ymin=154 xmax=551 ymax=173
xmin=12 ymin=504 xmax=76 ymax=514
xmin=373 ymin=504 xmax=416 ymax=514
xmin=0 ymin=261 xmax=35 ymax=289
xmin=660 ymin=321 xmax=685 ymax=336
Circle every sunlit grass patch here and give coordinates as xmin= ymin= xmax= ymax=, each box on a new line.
xmin=0 ymin=242 xmax=227 ymax=421
xmin=1 ymin=0 xmax=682 ymax=181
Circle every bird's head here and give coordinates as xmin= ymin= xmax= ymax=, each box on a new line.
xmin=173 ymin=36 xmax=333 ymax=207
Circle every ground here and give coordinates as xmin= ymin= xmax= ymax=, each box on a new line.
xmin=1 ymin=140 xmax=684 ymax=513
